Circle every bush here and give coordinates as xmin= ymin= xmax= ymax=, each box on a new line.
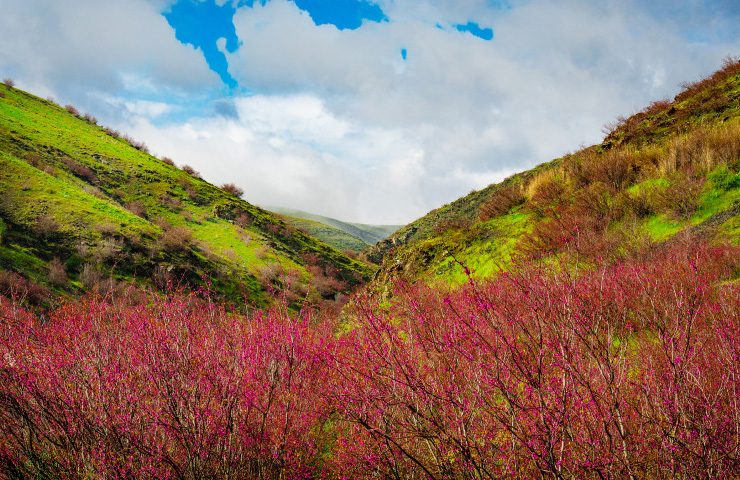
xmin=181 ymin=165 xmax=201 ymax=178
xmin=32 ymin=214 xmax=60 ymax=238
xmin=125 ymin=200 xmax=146 ymax=218
xmin=82 ymin=113 xmax=97 ymax=125
xmin=2 ymin=241 xmax=736 ymax=478
xmin=47 ymin=257 xmax=68 ymax=287
xmin=60 ymin=157 xmax=96 ymax=183
xmin=220 ymin=183 xmax=244 ymax=197
xmin=660 ymin=174 xmax=705 ymax=219
xmin=0 ymin=270 xmax=49 ymax=305
xmin=161 ymin=156 xmax=175 ymax=166
xmin=2 ymin=78 xmax=14 ymax=88
xmin=478 ymin=185 xmax=525 ymax=220
xmin=160 ymin=226 xmax=193 ymax=252
xmin=103 ymin=127 xmax=121 ymax=139
xmin=79 ymin=263 xmax=105 ymax=290
xmin=64 ymin=104 xmax=79 ymax=116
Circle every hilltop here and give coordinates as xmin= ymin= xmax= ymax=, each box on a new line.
xmin=0 ymin=85 xmax=373 ymax=308
xmin=369 ymin=58 xmax=740 ymax=289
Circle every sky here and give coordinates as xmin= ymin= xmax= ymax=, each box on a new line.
xmin=1 ymin=0 xmax=738 ymax=224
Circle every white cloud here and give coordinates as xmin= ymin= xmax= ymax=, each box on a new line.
xmin=0 ymin=0 xmax=220 ymax=109
xmin=1 ymin=0 xmax=738 ymax=223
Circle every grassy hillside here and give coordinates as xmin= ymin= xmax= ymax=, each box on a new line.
xmin=273 ymin=215 xmax=369 ymax=253
xmin=370 ymin=59 xmax=740 ymax=289
xmin=268 ymin=207 xmax=400 ymax=246
xmin=0 ymin=85 xmax=374 ymax=308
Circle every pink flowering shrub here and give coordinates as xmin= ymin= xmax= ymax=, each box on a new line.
xmin=330 ymin=241 xmax=739 ymax=478
xmin=0 ymin=240 xmax=737 ymax=478
xmin=0 ymin=293 xmax=333 ymax=478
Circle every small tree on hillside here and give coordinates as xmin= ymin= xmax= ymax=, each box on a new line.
xmin=3 ymin=78 xmax=15 ymax=89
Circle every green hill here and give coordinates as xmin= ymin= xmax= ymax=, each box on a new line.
xmin=369 ymin=59 xmax=740 ymax=289
xmin=272 ymin=215 xmax=369 ymax=253
xmin=0 ymin=85 xmax=374 ymax=308
xmin=267 ymin=207 xmax=401 ymax=249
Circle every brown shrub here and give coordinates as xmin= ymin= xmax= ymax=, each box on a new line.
xmin=181 ymin=165 xmax=201 ymax=178
xmin=433 ymin=217 xmax=473 ymax=235
xmin=2 ymin=78 xmax=14 ymax=88
xmin=479 ymin=185 xmax=525 ymax=220
xmin=64 ymin=104 xmax=79 ymax=116
xmin=571 ymin=181 xmax=614 ymax=228
xmin=24 ymin=153 xmax=42 ymax=168
xmin=659 ymin=174 xmax=705 ymax=219
xmin=47 ymin=258 xmax=68 ymax=287
xmin=79 ymin=263 xmax=105 ymax=291
xmin=235 ymin=213 xmax=252 ymax=228
xmin=82 ymin=113 xmax=97 ymax=125
xmin=0 ymin=270 xmax=49 ymax=304
xmin=125 ymin=200 xmax=147 ymax=218
xmin=161 ymin=156 xmax=175 ymax=166
xmin=103 ymin=127 xmax=121 ymax=139
xmin=61 ymin=157 xmax=97 ymax=183
xmin=220 ymin=183 xmax=244 ymax=197
xmin=0 ymin=91 xmax=5 ymax=99
xmin=527 ymin=173 xmax=566 ymax=216
xmin=160 ymin=226 xmax=193 ymax=252
xmin=33 ymin=214 xmax=60 ymax=238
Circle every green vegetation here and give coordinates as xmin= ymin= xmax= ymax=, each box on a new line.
xmin=268 ymin=207 xmax=400 ymax=246
xmin=0 ymin=86 xmax=373 ymax=307
xmin=276 ymin=215 xmax=369 ymax=253
xmin=370 ymin=59 xmax=740 ymax=291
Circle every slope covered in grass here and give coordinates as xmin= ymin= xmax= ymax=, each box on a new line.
xmin=0 ymin=85 xmax=373 ymax=308
xmin=369 ymin=59 xmax=740 ymax=289
xmin=268 ymin=207 xmax=401 ymax=246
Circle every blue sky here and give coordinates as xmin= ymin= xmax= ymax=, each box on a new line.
xmin=0 ymin=0 xmax=738 ymax=223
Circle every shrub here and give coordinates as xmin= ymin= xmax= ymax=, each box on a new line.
xmin=47 ymin=257 xmax=68 ymax=287
xmin=2 ymin=78 xmax=14 ymax=88
xmin=160 ymin=226 xmax=193 ymax=252
xmin=181 ymin=164 xmax=201 ymax=178
xmin=0 ymin=91 xmax=5 ymax=99
xmin=103 ymin=127 xmax=121 ymax=139
xmin=161 ymin=156 xmax=175 ymax=166
xmin=0 ymin=270 xmax=49 ymax=305
xmin=82 ymin=113 xmax=97 ymax=125
xmin=660 ymin=174 xmax=705 ymax=219
xmin=79 ymin=263 xmax=105 ymax=290
xmin=60 ymin=157 xmax=96 ymax=183
xmin=220 ymin=183 xmax=244 ymax=197
xmin=0 ymin=241 xmax=737 ymax=478
xmin=64 ymin=104 xmax=79 ymax=116
xmin=32 ymin=214 xmax=60 ymax=238
xmin=24 ymin=153 xmax=42 ymax=168
xmin=478 ymin=185 xmax=525 ymax=220
xmin=125 ymin=200 xmax=146 ymax=218
xmin=235 ymin=213 xmax=252 ymax=228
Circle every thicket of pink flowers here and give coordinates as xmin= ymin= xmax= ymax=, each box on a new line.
xmin=0 ymin=240 xmax=738 ymax=478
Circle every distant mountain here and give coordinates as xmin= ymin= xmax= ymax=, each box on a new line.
xmin=0 ymin=86 xmax=373 ymax=308
xmin=369 ymin=59 xmax=740 ymax=290
xmin=267 ymin=207 xmax=401 ymax=250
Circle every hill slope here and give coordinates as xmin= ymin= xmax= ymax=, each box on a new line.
xmin=370 ymin=59 xmax=740 ymax=289
xmin=0 ymin=85 xmax=373 ymax=307
xmin=268 ymin=207 xmax=401 ymax=249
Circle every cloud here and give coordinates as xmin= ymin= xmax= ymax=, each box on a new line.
xmin=1 ymin=0 xmax=738 ymax=223
xmin=0 ymin=0 xmax=220 ymax=110
xmin=123 ymin=93 xmax=429 ymax=223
